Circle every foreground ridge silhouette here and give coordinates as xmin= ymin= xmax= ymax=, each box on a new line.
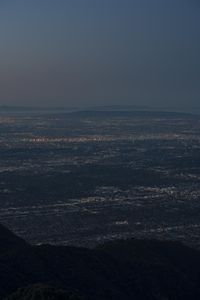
xmin=1 ymin=223 xmax=200 ymax=300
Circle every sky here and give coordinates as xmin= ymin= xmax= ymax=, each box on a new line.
xmin=0 ymin=0 xmax=200 ymax=109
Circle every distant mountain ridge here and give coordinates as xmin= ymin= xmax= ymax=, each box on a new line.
xmin=85 ymin=104 xmax=151 ymax=111
xmin=68 ymin=109 xmax=196 ymax=119
xmin=1 ymin=223 xmax=200 ymax=299
xmin=1 ymin=105 xmax=199 ymax=115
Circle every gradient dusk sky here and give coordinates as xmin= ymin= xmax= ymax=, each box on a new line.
xmin=0 ymin=0 xmax=199 ymax=108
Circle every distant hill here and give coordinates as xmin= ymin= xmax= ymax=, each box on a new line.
xmin=1 ymin=223 xmax=200 ymax=299
xmin=85 ymin=105 xmax=151 ymax=111
xmin=1 ymin=105 xmax=198 ymax=116
xmin=68 ymin=109 xmax=195 ymax=119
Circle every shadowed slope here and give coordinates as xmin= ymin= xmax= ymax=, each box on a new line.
xmin=0 ymin=224 xmax=27 ymax=254
xmin=1 ymin=223 xmax=200 ymax=299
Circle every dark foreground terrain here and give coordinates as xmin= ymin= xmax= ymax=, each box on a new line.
xmin=1 ymin=223 xmax=200 ymax=300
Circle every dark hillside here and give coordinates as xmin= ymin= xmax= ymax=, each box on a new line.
xmin=1 ymin=223 xmax=200 ymax=299
xmin=0 ymin=224 xmax=27 ymax=254
xmin=4 ymin=284 xmax=85 ymax=300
